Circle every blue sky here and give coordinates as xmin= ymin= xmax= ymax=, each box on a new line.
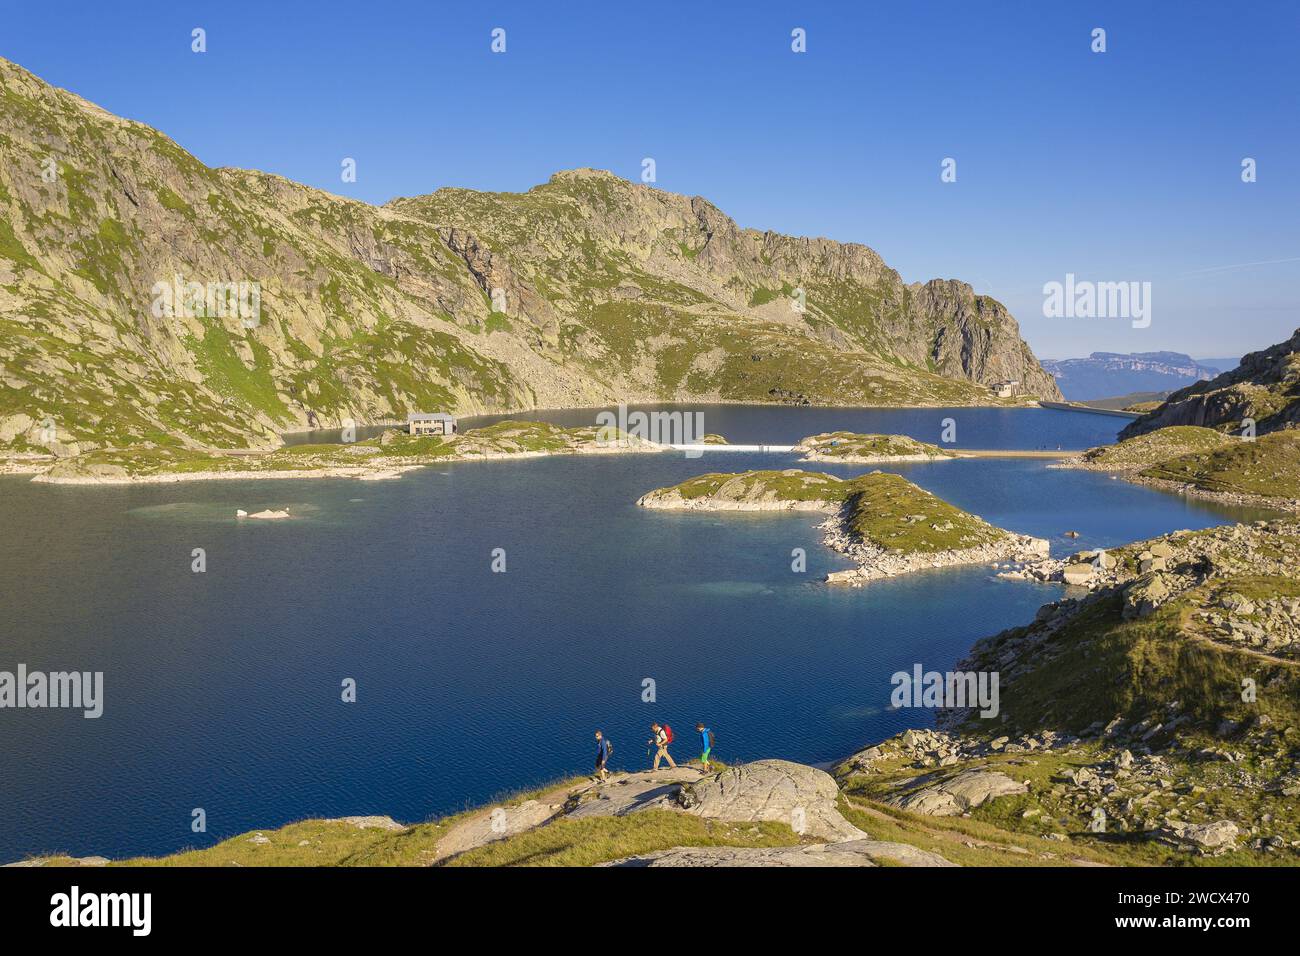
xmin=4 ymin=0 xmax=1298 ymax=359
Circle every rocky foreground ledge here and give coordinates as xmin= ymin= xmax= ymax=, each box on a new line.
xmin=637 ymin=468 xmax=1048 ymax=584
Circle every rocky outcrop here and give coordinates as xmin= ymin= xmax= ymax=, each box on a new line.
xmin=605 ymin=838 xmax=954 ymax=867
xmin=999 ymin=521 xmax=1300 ymax=658
xmin=676 ymin=760 xmax=866 ymax=842
xmin=1120 ymin=328 xmax=1300 ymax=439
xmin=823 ymin=523 xmax=1050 ymax=586
xmin=329 ymin=815 xmax=405 ymax=831
xmin=565 ymin=767 xmax=704 ymax=820
xmin=891 ymin=770 xmax=1029 ymax=816
xmin=431 ymin=800 xmax=564 ymax=863
xmin=1154 ymin=820 xmax=1240 ymax=856
xmin=904 ymin=279 xmax=1062 ymax=401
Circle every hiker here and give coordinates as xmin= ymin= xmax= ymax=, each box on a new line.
xmin=648 ymin=723 xmax=676 ymax=770
xmin=593 ymin=730 xmax=612 ymax=782
xmin=697 ymin=722 xmax=714 ymax=772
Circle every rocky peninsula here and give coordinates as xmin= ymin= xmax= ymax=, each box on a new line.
xmin=1057 ymin=425 xmax=1300 ymax=512
xmin=637 ymin=469 xmax=1049 ymax=584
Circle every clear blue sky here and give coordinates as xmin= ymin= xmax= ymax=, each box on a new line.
xmin=4 ymin=0 xmax=1298 ymax=359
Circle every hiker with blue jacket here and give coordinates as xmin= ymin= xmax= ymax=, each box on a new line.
xmin=696 ymin=722 xmax=714 ymax=772
xmin=593 ymin=729 xmax=612 ymax=782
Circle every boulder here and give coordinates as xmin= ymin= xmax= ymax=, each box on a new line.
xmin=1062 ymin=563 xmax=1095 ymax=586
xmin=1155 ymin=820 xmax=1239 ymax=854
xmin=0 ymin=413 xmax=33 ymax=444
xmin=892 ymin=769 xmax=1028 ymax=816
xmin=1123 ymin=573 xmax=1173 ymax=619
xmin=677 ymin=759 xmax=864 ymax=841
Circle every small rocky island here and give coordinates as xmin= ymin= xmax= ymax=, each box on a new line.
xmin=637 ymin=469 xmax=1048 ymax=584
xmin=794 ymin=431 xmax=955 ymax=463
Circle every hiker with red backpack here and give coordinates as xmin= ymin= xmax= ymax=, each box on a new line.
xmin=648 ymin=723 xmax=676 ymax=770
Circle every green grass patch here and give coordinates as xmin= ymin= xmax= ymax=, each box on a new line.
xmin=1141 ymin=431 xmax=1300 ymax=498
xmin=646 ymin=470 xmax=1009 ymax=554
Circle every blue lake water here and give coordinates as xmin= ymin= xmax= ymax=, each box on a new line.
xmin=0 ymin=407 xmax=1271 ymax=861
xmin=287 ymin=403 xmax=1125 ymax=451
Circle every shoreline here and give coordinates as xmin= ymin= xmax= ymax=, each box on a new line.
xmin=1052 ymin=457 xmax=1300 ymax=513
xmin=1128 ymin=474 xmax=1300 ymax=513
xmin=637 ymin=490 xmax=1051 ymax=584
xmin=27 ymin=440 xmax=674 ymax=486
xmin=8 ymin=396 xmax=1049 ymax=451
xmin=4 ymin=400 xmax=1076 ymax=486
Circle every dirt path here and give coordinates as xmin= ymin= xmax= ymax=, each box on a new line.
xmin=1178 ymin=607 xmax=1300 ymax=667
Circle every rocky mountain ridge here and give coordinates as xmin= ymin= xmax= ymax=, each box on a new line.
xmin=0 ymin=56 xmax=1059 ymax=455
xmin=1119 ymin=328 xmax=1300 ymax=439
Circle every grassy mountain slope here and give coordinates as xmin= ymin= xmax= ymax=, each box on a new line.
xmin=1140 ymin=430 xmax=1300 ymax=500
xmin=1074 ymin=425 xmax=1234 ymax=471
xmin=0 ymin=56 xmax=1059 ymax=455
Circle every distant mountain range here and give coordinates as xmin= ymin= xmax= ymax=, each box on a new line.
xmin=1041 ymin=352 xmax=1237 ymax=402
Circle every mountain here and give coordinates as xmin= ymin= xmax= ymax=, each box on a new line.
xmin=1082 ymin=390 xmax=1169 ymax=411
xmin=0 ymin=56 xmax=1059 ymax=455
xmin=1119 ymin=328 xmax=1300 ymax=440
xmin=1198 ymin=357 xmax=1241 ymax=375
xmin=1041 ymin=351 xmax=1223 ymax=401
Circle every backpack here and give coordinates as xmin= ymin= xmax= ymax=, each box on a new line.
xmin=606 ymin=739 xmax=613 ymax=757
xmin=708 ymin=730 xmax=715 ymax=749
xmin=662 ymin=725 xmax=674 ymax=744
